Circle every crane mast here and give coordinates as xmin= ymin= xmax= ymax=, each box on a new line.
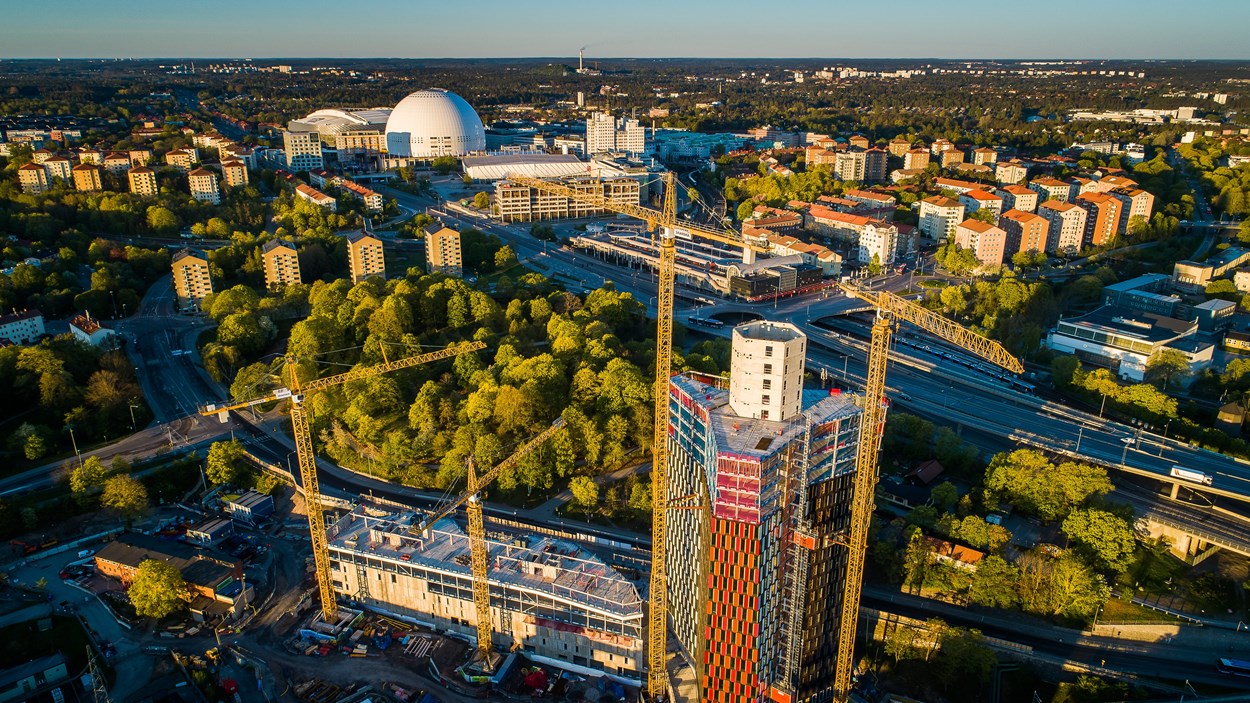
xmin=831 ymin=285 xmax=1020 ymax=700
xmin=201 ymin=341 xmax=486 ymax=620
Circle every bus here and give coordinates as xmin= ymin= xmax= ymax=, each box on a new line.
xmin=1170 ymin=466 xmax=1214 ymax=486
xmin=1216 ymin=658 xmax=1250 ymax=677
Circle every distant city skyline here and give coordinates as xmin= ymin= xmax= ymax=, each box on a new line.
xmin=2 ymin=0 xmax=1248 ymax=60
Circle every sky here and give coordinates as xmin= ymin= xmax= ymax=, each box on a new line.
xmin=2 ymin=0 xmax=1248 ymax=60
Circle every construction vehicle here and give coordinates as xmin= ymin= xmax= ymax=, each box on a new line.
xmin=411 ymin=418 xmax=566 ymax=675
xmin=201 ymin=341 xmax=487 ymax=622
xmin=506 ymin=173 xmax=767 ymax=700
xmin=505 ymin=175 xmax=1022 ymax=702
xmin=830 ymin=282 xmax=1021 ymax=700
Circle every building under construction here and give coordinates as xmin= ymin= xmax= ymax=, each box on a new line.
xmin=326 ymin=507 xmax=644 ymax=682
xmin=667 ymin=321 xmax=863 ymax=703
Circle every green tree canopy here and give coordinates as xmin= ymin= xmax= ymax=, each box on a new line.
xmin=569 ymin=476 xmax=599 ymax=515
xmin=1062 ymin=508 xmax=1136 ymax=573
xmin=128 ymin=559 xmax=187 ymax=619
xmin=70 ymin=456 xmax=108 ymax=496
xmin=984 ymin=450 xmax=1112 ymax=521
xmin=101 ymin=475 xmax=148 ymax=520
xmin=206 ymin=439 xmax=245 ymax=485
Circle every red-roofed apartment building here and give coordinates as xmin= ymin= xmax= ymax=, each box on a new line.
xmin=954 ymin=219 xmax=1007 ymax=268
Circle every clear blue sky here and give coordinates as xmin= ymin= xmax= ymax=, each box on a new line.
xmin=2 ymin=0 xmax=1248 ymax=60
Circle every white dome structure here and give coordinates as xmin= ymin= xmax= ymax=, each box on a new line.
xmin=384 ymin=89 xmax=485 ymax=158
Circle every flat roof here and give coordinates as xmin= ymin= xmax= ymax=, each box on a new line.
xmin=1060 ymin=306 xmax=1195 ymax=343
xmin=1104 ymin=272 xmax=1171 ymax=293
xmin=327 ymin=508 xmax=642 ymax=618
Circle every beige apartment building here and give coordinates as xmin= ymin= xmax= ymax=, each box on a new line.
xmin=172 ymin=249 xmax=213 ymax=310
xmin=424 ymin=223 xmax=463 ymax=276
xmin=999 ymin=209 xmax=1050 ymax=258
xmin=127 ymin=166 xmax=158 ymax=196
xmin=887 ymin=138 xmax=913 ymax=158
xmin=918 ymin=195 xmax=965 ymax=243
xmin=954 ymin=219 xmax=1007 ymax=268
xmin=996 ymin=185 xmax=1038 ymax=213
xmin=261 ymin=239 xmax=301 ymax=289
xmin=102 ymin=152 xmax=131 ymax=175
xmin=346 ymin=231 xmax=385 ymax=283
xmin=17 ymin=163 xmax=49 ymax=194
xmin=1038 ymin=200 xmax=1088 ymax=254
xmin=72 ymin=163 xmax=103 ymax=192
xmin=44 ymin=157 xmax=73 ymax=182
xmin=187 ymin=168 xmax=220 ymax=204
xmin=903 ymin=149 xmax=930 ymax=171
xmin=165 ymin=148 xmax=198 ymax=171
xmin=221 ymin=160 xmax=249 ymax=188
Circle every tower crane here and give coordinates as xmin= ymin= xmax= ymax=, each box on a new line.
xmin=201 ymin=341 xmax=487 ymax=621
xmin=505 ymin=173 xmax=767 ymax=700
xmin=830 ymin=283 xmax=1021 ymax=701
xmin=407 ymin=417 xmax=566 ymax=672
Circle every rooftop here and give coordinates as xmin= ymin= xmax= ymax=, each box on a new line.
xmin=1061 ymin=306 xmax=1195 ymax=344
xmin=327 ymin=507 xmax=642 ymax=617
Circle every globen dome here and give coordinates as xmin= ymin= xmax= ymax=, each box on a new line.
xmin=384 ymin=88 xmax=486 ymax=158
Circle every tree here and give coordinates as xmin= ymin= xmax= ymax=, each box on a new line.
xmin=70 ymin=456 xmax=108 ymax=497
xmin=883 ymin=624 xmax=921 ymax=663
xmin=569 ymin=476 xmax=598 ymax=516
xmin=205 ymin=440 xmax=245 ymax=486
xmin=128 ymin=559 xmax=187 ymax=619
xmin=494 ymin=245 xmax=518 ymax=270
xmin=881 ymin=413 xmax=934 ymax=463
xmin=935 ymin=627 xmax=996 ymax=688
xmin=868 ymin=253 xmax=882 ymax=276
xmin=736 ymin=200 xmax=755 ymax=221
xmin=984 ymin=450 xmax=1112 ymax=521
xmin=1062 ymin=508 xmax=1136 ymax=573
xmin=1017 ymin=551 xmax=1109 ymax=621
xmin=938 ymin=285 xmax=967 ymax=314
xmin=145 ymin=206 xmax=179 ymax=234
xmin=968 ymin=555 xmax=1021 ymax=608
xmin=930 ymin=481 xmax=959 ymax=513
xmin=1204 ymin=278 xmax=1240 ymax=301
xmin=1144 ymin=349 xmax=1190 ymax=390
xmin=101 ymin=475 xmax=148 ymax=520
xmin=431 ymin=156 xmax=458 ymax=175
xmin=473 ymin=191 xmax=490 ymax=209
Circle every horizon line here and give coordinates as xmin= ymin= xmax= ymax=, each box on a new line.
xmin=3 ymin=56 xmax=1249 ymax=62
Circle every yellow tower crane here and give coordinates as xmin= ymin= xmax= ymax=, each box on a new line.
xmin=406 ymin=417 xmax=566 ymax=672
xmin=831 ymin=283 xmax=1021 ymax=700
xmin=201 ymin=341 xmax=487 ymax=621
xmin=505 ymin=174 xmax=768 ymax=699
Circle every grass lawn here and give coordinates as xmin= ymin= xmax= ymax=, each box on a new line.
xmin=917 ymin=279 xmax=947 ymax=289
xmin=1100 ymin=596 xmax=1180 ymax=624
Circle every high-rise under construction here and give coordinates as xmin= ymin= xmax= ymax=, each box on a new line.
xmin=667 ymin=320 xmax=863 ymax=703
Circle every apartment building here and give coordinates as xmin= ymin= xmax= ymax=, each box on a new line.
xmin=954 ymin=219 xmax=1007 ymax=268
xmin=102 ymin=152 xmax=131 ymax=175
xmin=339 ymin=180 xmax=384 ymax=212
xmin=221 ymin=160 xmax=249 ymax=188
xmin=996 ymin=184 xmax=1038 ymax=213
xmin=933 ymin=177 xmax=983 ymax=195
xmin=187 ymin=168 xmax=220 ymax=204
xmin=164 ymin=148 xmax=198 ymax=171
xmin=584 ymin=112 xmax=647 ymax=156
xmin=858 ymin=221 xmax=899 ymax=265
xmin=1038 ymin=200 xmax=1088 ymax=253
xmin=888 ymin=137 xmax=913 ymax=157
xmin=44 ymin=157 xmax=73 ymax=181
xmin=127 ymin=166 xmax=158 ymax=196
xmin=667 ymin=322 xmax=863 ymax=702
xmin=283 ymin=130 xmax=324 ymax=172
xmin=172 ymin=249 xmax=213 ymax=310
xmin=1029 ymin=177 xmax=1074 ymax=203
xmin=1075 ymin=191 xmax=1124 ymax=247
xmin=128 ymin=148 xmax=153 ymax=166
xmin=918 ymin=195 xmax=965 ymax=243
xmin=832 ymin=148 xmax=888 ymax=183
xmin=261 ymin=239 xmax=301 ymax=288
xmin=972 ymin=147 xmax=998 ymax=165
xmin=1109 ymin=188 xmax=1156 ymax=232
xmin=0 ymin=309 xmax=45 ymax=345
xmin=295 ymin=184 xmax=336 ymax=211
xmin=346 ymin=231 xmax=385 ymax=283
xmin=903 ymin=149 xmax=930 ymax=171
xmin=999 ymin=209 xmax=1050 ymax=258
xmin=940 ymin=150 xmax=965 ymax=168
xmin=71 ymin=163 xmax=103 ymax=192
xmin=995 ymin=159 xmax=1029 ymax=185
xmin=959 ymin=189 xmax=1004 ymax=218
xmin=17 ymin=163 xmax=48 ymax=194
xmin=494 ymin=177 xmax=641 ymax=223
xmin=424 ymin=222 xmax=463 ymax=276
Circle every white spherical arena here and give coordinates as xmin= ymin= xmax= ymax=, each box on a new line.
xmin=384 ymin=89 xmax=485 ymax=158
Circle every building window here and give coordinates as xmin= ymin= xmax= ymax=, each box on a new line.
xmin=761 ymin=395 xmax=770 ymax=405
xmin=761 ymin=410 xmax=769 ymax=420
xmin=762 ymin=379 xmax=771 ymax=390
xmin=763 ymin=363 xmax=772 ymax=374
xmin=765 ymin=346 xmax=773 ymax=357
